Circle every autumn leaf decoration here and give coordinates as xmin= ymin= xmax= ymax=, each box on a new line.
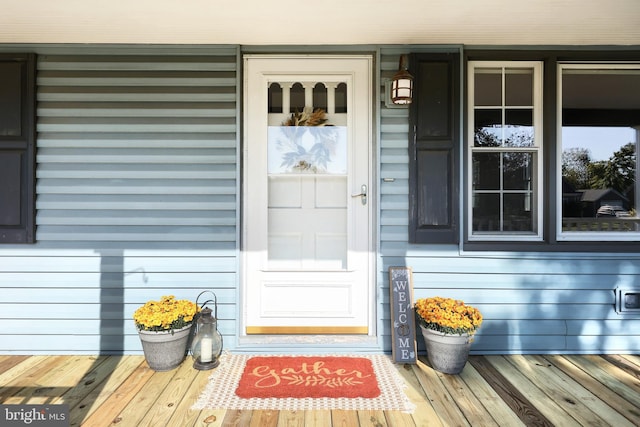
xmin=277 ymin=107 xmax=338 ymax=173
xmin=283 ymin=107 xmax=328 ymax=127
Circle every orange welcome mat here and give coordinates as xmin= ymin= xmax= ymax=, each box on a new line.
xmin=192 ymin=353 xmax=415 ymax=412
xmin=235 ymin=356 xmax=380 ymax=399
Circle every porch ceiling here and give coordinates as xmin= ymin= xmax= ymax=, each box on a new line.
xmin=2 ymin=0 xmax=639 ymax=46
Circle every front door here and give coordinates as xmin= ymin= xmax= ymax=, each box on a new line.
xmin=243 ymin=55 xmax=373 ymax=335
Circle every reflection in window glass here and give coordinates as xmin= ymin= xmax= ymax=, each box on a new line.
xmin=472 ymin=152 xmax=534 ymax=232
xmin=473 ymin=67 xmax=535 ymax=148
xmin=561 ymin=66 xmax=639 ymax=233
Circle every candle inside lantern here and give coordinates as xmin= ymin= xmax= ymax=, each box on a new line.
xmin=200 ymin=337 xmax=213 ymax=362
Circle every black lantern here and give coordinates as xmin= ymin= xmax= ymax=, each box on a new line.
xmin=191 ymin=293 xmax=223 ymax=370
xmin=390 ymin=54 xmax=413 ymax=105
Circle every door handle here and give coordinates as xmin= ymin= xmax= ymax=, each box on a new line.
xmin=351 ymin=184 xmax=367 ymax=205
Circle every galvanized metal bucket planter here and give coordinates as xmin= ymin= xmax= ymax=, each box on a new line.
xmin=420 ymin=325 xmax=472 ymax=375
xmin=138 ymin=325 xmax=191 ymax=371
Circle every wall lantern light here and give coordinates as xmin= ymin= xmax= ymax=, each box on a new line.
xmin=191 ymin=292 xmax=223 ymax=370
xmin=390 ymin=54 xmax=413 ymax=105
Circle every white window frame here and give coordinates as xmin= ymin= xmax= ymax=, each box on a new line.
xmin=467 ymin=61 xmax=544 ymax=242
xmin=556 ymin=62 xmax=640 ymax=242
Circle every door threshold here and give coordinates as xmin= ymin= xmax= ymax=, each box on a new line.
xmin=237 ymin=334 xmax=380 ymax=353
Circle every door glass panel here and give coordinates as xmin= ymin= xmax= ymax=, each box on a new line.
xmin=267 ymin=80 xmax=349 ymax=269
xmin=267 ymin=126 xmax=347 ymax=174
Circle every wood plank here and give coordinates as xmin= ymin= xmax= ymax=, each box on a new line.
xmin=553 ymin=355 xmax=640 ymax=425
xmin=544 ymin=355 xmax=640 ymax=425
xmin=248 ymin=410 xmax=279 ymax=427
xmin=136 ymin=359 xmax=200 ymax=426
xmin=331 ymin=409 xmax=360 ymax=426
xmin=169 ymin=369 xmax=220 ymax=427
xmin=620 ymin=354 xmax=640 ymax=369
xmin=382 ymin=410 xmax=415 ymax=426
xmin=396 ymin=363 xmax=443 ymax=427
xmin=64 ymin=356 xmax=147 ymax=426
xmin=413 ymin=357 xmax=470 ymax=426
xmin=0 ymin=356 xmax=56 ymax=390
xmin=485 ymin=356 xmax=584 ymax=426
xmin=599 ymin=355 xmax=640 ymax=384
xmin=0 ymin=356 xmax=66 ymax=402
xmin=459 ymin=361 xmax=524 ymax=426
xmin=0 ymin=355 xmax=636 ymax=426
xmin=357 ymin=410 xmax=388 ymax=427
xmin=108 ymin=363 xmax=182 ymax=426
xmin=277 ymin=410 xmax=305 ymax=427
xmin=436 ymin=365 xmax=499 ymax=427
xmin=583 ymin=354 xmax=640 ymax=392
xmin=303 ymin=410 xmax=332 ymax=427
xmin=220 ymin=409 xmax=253 ymax=427
xmin=79 ymin=357 xmax=154 ymax=427
xmin=191 ymin=410 xmax=226 ymax=427
xmin=563 ymin=355 xmax=640 ymax=414
xmin=507 ymin=355 xmax=632 ymax=427
xmin=0 ymin=355 xmax=29 ymax=374
xmin=4 ymin=355 xmax=99 ymax=405
xmin=469 ymin=356 xmax=553 ymax=427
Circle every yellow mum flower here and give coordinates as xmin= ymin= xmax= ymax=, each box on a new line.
xmin=414 ymin=296 xmax=483 ymax=335
xmin=133 ymin=295 xmax=200 ymax=332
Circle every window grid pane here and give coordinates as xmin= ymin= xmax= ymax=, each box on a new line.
xmin=469 ymin=62 xmax=541 ymax=239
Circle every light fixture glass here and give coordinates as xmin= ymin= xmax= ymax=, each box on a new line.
xmin=391 ymin=54 xmax=413 ymax=105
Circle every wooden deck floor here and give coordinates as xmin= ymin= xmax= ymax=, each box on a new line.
xmin=0 ymin=354 xmax=639 ymax=426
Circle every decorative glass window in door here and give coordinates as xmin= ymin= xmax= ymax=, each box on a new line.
xmin=267 ymin=82 xmax=348 ymax=174
xmin=266 ymin=81 xmax=349 ymax=269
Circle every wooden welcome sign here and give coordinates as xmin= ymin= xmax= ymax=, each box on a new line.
xmin=389 ymin=266 xmax=417 ymax=364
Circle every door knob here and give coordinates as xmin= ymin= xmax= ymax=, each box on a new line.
xmin=351 ymin=184 xmax=367 ymax=205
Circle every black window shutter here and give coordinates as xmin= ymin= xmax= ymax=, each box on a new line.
xmin=0 ymin=54 xmax=36 ymax=243
xmin=408 ymin=52 xmax=460 ymax=244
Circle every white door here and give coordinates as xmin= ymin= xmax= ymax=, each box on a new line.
xmin=243 ymin=55 xmax=373 ymax=335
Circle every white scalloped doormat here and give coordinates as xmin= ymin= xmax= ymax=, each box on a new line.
xmin=192 ymin=353 xmax=415 ymax=412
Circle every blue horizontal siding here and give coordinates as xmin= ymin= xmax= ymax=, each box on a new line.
xmin=377 ymin=47 xmax=640 ymax=354
xmin=0 ymin=47 xmax=240 ymax=355
xmin=0 ymin=45 xmax=638 ymax=355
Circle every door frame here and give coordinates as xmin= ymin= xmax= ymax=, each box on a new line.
xmin=239 ymin=53 xmax=378 ymax=347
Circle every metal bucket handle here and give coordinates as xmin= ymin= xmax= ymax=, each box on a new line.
xmin=196 ymin=290 xmax=218 ymax=319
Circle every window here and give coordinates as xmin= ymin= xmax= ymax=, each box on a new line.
xmin=0 ymin=54 xmax=36 ymax=243
xmin=468 ymin=62 xmax=543 ymax=241
xmin=464 ymin=53 xmax=640 ymax=250
xmin=559 ymin=64 xmax=640 ymax=241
